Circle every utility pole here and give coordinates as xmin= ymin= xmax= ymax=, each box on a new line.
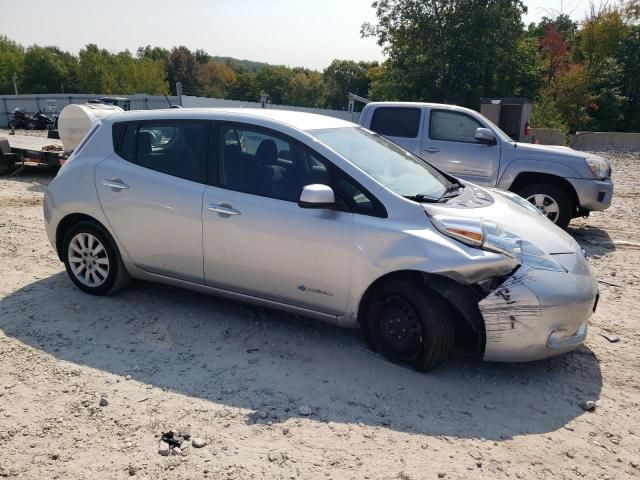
xmin=12 ymin=73 xmax=18 ymax=95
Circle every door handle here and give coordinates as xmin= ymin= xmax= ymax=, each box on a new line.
xmin=208 ymin=203 xmax=241 ymax=216
xmin=103 ymin=179 xmax=129 ymax=190
xmin=422 ymin=147 xmax=440 ymax=153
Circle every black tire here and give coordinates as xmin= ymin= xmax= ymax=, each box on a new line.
xmin=514 ymin=183 xmax=573 ymax=229
xmin=7 ymin=120 xmax=14 ymax=129
xmin=0 ymin=157 xmax=10 ymax=175
xmin=62 ymin=221 xmax=130 ymax=295
xmin=361 ymin=278 xmax=455 ymax=371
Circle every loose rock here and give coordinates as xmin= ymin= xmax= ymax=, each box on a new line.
xmin=158 ymin=441 xmax=171 ymax=456
xmin=192 ymin=437 xmax=207 ymax=448
xmin=579 ymin=400 xmax=597 ymax=412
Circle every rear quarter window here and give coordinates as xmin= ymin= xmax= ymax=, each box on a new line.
xmin=370 ymin=107 xmax=421 ymax=138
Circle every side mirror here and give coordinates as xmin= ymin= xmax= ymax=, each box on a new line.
xmin=474 ymin=127 xmax=497 ymax=145
xmin=298 ymin=184 xmax=335 ymax=209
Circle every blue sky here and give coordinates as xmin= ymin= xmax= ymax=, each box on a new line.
xmin=0 ymin=0 xmax=591 ymax=70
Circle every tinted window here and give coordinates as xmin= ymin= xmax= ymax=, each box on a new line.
xmin=370 ymin=107 xmax=420 ymax=138
xmin=219 ymin=125 xmax=330 ymax=203
xmin=113 ymin=121 xmax=206 ymax=183
xmin=218 ymin=125 xmax=386 ymax=217
xmin=429 ymin=110 xmax=483 ymax=143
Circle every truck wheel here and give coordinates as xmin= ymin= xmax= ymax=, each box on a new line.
xmin=361 ymin=278 xmax=455 ymax=372
xmin=515 ymin=183 xmax=573 ymax=229
xmin=62 ymin=221 xmax=131 ymax=295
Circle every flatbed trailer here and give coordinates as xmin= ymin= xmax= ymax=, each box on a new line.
xmin=0 ymin=134 xmax=65 ymax=175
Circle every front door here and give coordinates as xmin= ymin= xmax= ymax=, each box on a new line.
xmin=421 ymin=109 xmax=500 ymax=186
xmin=202 ymin=124 xmax=354 ymax=315
xmin=96 ymin=120 xmax=208 ymax=283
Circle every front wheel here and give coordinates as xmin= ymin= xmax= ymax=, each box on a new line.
xmin=361 ymin=278 xmax=455 ymax=371
xmin=514 ymin=183 xmax=573 ymax=229
xmin=62 ymin=222 xmax=130 ymax=295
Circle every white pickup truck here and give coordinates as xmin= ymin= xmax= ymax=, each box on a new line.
xmin=359 ymin=102 xmax=614 ymax=228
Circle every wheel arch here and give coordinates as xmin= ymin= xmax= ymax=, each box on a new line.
xmin=55 ymin=213 xmax=111 ymax=261
xmin=509 ymin=172 xmax=580 ymax=213
xmin=357 ymin=270 xmax=486 ymax=356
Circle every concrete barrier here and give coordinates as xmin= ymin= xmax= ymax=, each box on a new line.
xmin=570 ymin=131 xmax=640 ymax=149
xmin=527 ymin=128 xmax=565 ymax=145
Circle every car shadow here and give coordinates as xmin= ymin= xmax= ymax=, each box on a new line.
xmin=0 ymin=272 xmax=603 ymax=441
xmin=567 ymin=224 xmax=616 ymax=257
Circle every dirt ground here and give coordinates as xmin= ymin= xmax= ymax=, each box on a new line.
xmin=0 ymin=148 xmax=639 ymax=480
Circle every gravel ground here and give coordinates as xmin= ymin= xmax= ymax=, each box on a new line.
xmin=0 ymin=149 xmax=639 ymax=480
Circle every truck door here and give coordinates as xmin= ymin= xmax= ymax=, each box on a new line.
xmin=367 ymin=106 xmax=424 ymax=156
xmin=421 ymin=108 xmax=500 ymax=186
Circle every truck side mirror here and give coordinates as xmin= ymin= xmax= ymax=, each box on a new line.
xmin=474 ymin=128 xmax=497 ymax=145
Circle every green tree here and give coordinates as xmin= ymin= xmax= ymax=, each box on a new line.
xmin=255 ymin=66 xmax=294 ymax=104
xmin=362 ymin=0 xmax=529 ymax=107
xmin=78 ymin=44 xmax=114 ymax=93
xmin=323 ymin=59 xmax=376 ymax=109
xmin=285 ymin=70 xmax=327 ymax=107
xmin=167 ymin=46 xmax=200 ymax=95
xmin=227 ymin=70 xmax=260 ymax=101
xmin=0 ymin=35 xmax=24 ymax=94
xmin=22 ymin=45 xmax=78 ymax=93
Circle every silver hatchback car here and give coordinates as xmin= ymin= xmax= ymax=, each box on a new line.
xmin=44 ymin=109 xmax=599 ymax=370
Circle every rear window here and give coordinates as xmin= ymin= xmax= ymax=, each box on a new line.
xmin=112 ymin=121 xmax=207 ymax=183
xmin=369 ymin=107 xmax=421 ymax=138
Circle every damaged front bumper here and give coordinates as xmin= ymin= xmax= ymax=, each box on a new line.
xmin=479 ymin=250 xmax=598 ymax=362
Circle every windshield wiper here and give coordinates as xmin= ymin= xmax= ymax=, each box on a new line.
xmin=404 ymin=193 xmax=441 ymax=203
xmin=438 ymin=182 xmax=464 ymax=200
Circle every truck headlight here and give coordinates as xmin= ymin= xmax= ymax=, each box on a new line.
xmin=585 ymin=157 xmax=609 ymax=179
xmin=431 ymin=215 xmax=567 ymax=272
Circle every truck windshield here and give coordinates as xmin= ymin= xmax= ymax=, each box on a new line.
xmin=309 ymin=127 xmax=452 ymax=199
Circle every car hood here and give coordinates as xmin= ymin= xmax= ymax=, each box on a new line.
xmin=422 ymin=187 xmax=578 ymax=254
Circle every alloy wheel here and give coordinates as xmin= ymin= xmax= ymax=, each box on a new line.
xmin=67 ymin=232 xmax=110 ymax=287
xmin=526 ymin=193 xmax=560 ymax=223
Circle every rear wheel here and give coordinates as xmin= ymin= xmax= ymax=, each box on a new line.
xmin=515 ymin=183 xmax=573 ymax=229
xmin=361 ymin=278 xmax=455 ymax=371
xmin=62 ymin=222 xmax=130 ymax=295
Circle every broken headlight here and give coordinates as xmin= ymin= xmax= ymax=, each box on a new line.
xmin=431 ymin=215 xmax=567 ymax=273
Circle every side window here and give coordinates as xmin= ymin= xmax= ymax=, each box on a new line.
xmin=333 ymin=171 xmax=387 ymax=218
xmin=429 ymin=110 xmax=483 ymax=143
xmin=370 ymin=107 xmax=421 ymax=138
xmin=112 ymin=121 xmax=206 ymax=183
xmin=219 ymin=125 xmax=329 ymax=203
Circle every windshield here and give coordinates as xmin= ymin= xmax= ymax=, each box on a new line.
xmin=310 ymin=127 xmax=452 ymax=199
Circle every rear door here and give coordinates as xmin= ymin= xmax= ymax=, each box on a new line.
xmin=421 ymin=109 xmax=500 ymax=186
xmin=95 ymin=120 xmax=208 ymax=283
xmin=367 ymin=106 xmax=424 ymax=155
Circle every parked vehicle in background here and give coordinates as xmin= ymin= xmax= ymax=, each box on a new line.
xmin=44 ymin=109 xmax=599 ymax=371
xmin=89 ymin=97 xmax=131 ymax=111
xmin=8 ymin=108 xmax=54 ymax=130
xmin=359 ymin=102 xmax=614 ymax=229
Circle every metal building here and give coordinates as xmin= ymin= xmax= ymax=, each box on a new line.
xmin=480 ymin=97 xmax=532 ymax=141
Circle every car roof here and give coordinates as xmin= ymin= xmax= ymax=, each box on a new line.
xmin=103 ymin=108 xmax=356 ymax=131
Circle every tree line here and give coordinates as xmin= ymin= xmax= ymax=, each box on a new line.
xmin=0 ymin=0 xmax=638 ymax=132
xmin=0 ymin=38 xmax=377 ymax=111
